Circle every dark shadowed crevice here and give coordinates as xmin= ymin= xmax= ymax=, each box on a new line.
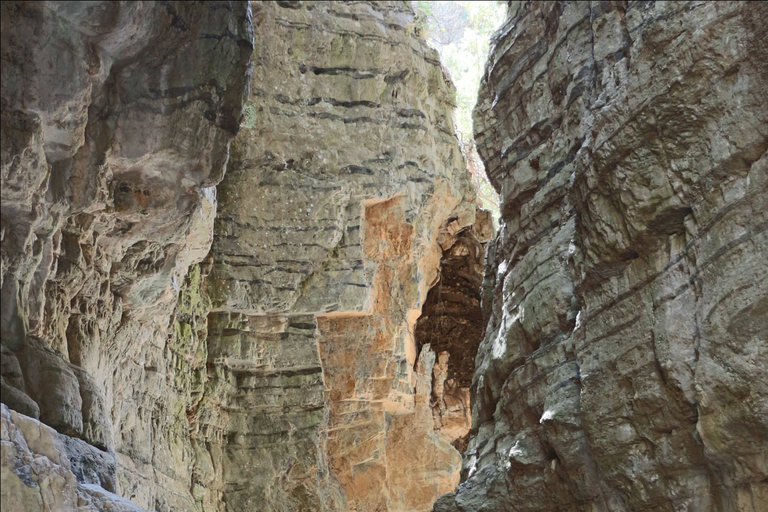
xmin=414 ymin=224 xmax=488 ymax=454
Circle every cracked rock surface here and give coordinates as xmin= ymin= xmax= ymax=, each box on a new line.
xmin=1 ymin=1 xmax=487 ymax=511
xmin=434 ymin=1 xmax=767 ymax=511
xmin=1 ymin=1 xmax=252 ymax=509
xmin=193 ymin=2 xmax=488 ymax=510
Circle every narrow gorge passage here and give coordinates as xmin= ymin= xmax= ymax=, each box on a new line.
xmin=1 ymin=1 xmax=499 ymax=511
xmin=2 ymin=2 xmax=766 ymax=512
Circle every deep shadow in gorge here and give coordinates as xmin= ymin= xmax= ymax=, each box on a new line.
xmin=415 ymin=227 xmax=485 ymax=389
xmin=414 ymin=211 xmax=493 ymax=456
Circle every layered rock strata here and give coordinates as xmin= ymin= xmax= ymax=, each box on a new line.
xmin=2 ymin=1 xmax=489 ymax=511
xmin=435 ymin=1 xmax=768 ymax=511
xmin=1 ymin=1 xmax=253 ymax=509
xmin=191 ymin=2 xmax=488 ymax=510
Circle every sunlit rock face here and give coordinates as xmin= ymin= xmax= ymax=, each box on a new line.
xmin=193 ymin=2 xmax=488 ymax=510
xmin=434 ymin=1 xmax=768 ymax=511
xmin=1 ymin=1 xmax=253 ymax=509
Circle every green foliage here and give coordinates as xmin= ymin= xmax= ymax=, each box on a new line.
xmin=416 ymin=1 xmax=433 ymax=17
xmin=413 ymin=1 xmax=507 ymax=224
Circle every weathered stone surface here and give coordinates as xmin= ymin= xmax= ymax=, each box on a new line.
xmin=191 ymin=2 xmax=487 ymax=510
xmin=8 ymin=0 xmax=766 ymax=511
xmin=3 ymin=1 xmax=488 ymax=511
xmin=1 ymin=404 xmax=148 ymax=512
xmin=437 ymin=1 xmax=768 ymax=511
xmin=1 ymin=1 xmax=253 ymax=509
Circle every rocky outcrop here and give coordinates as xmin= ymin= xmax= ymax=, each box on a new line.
xmin=2 ymin=404 xmax=147 ymax=511
xmin=189 ymin=2 xmax=488 ymax=511
xmin=1 ymin=1 xmax=253 ymax=509
xmin=436 ymin=1 xmax=768 ymax=511
xmin=2 ymin=1 xmax=488 ymax=511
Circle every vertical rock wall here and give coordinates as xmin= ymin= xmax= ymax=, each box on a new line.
xmin=1 ymin=1 xmax=253 ymax=510
xmin=192 ymin=2 xmax=487 ymax=511
xmin=436 ymin=1 xmax=767 ymax=511
xmin=2 ymin=1 xmax=488 ymax=511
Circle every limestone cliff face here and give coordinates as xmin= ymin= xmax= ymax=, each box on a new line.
xmin=1 ymin=1 xmax=486 ymax=511
xmin=1 ymin=1 xmax=253 ymax=510
xmin=191 ymin=2 xmax=487 ymax=511
xmin=435 ymin=1 xmax=768 ymax=511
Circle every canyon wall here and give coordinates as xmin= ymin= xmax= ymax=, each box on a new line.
xmin=191 ymin=2 xmax=489 ymax=510
xmin=1 ymin=1 xmax=487 ymax=511
xmin=1 ymin=1 xmax=253 ymax=510
xmin=6 ymin=2 xmax=763 ymax=512
xmin=435 ymin=1 xmax=768 ymax=511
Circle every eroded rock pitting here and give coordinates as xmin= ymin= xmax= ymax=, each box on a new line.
xmin=2 ymin=1 xmax=253 ymax=509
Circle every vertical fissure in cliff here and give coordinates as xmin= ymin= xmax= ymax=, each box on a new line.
xmin=413 ymin=0 xmax=507 ymax=226
xmin=413 ymin=219 xmax=490 ymax=454
xmin=410 ymin=1 xmax=506 ymax=455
